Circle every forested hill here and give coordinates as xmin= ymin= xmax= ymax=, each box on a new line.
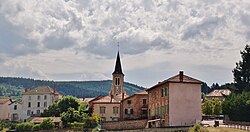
xmin=0 ymin=77 xmax=145 ymax=98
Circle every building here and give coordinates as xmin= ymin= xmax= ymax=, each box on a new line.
xmin=120 ymin=90 xmax=148 ymax=120
xmin=206 ymin=89 xmax=231 ymax=101
xmin=146 ymin=71 xmax=202 ymax=127
xmin=31 ymin=117 xmax=62 ymax=128
xmin=91 ymin=51 xmax=128 ymax=121
xmin=0 ymin=98 xmax=11 ymax=120
xmin=9 ymin=99 xmax=22 ymax=121
xmin=21 ymin=86 xmax=62 ymax=121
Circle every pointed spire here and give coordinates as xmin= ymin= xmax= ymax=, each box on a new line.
xmin=112 ymin=51 xmax=124 ymax=75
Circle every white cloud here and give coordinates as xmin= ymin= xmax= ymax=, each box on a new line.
xmin=0 ymin=0 xmax=250 ymax=87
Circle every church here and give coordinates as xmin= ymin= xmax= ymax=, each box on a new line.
xmin=90 ymin=51 xmax=129 ymax=121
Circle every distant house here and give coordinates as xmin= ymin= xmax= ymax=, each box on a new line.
xmin=20 ymin=86 xmax=62 ymax=121
xmin=9 ymin=99 xmax=22 ymax=121
xmin=206 ymin=89 xmax=231 ymax=101
xmin=31 ymin=117 xmax=62 ymax=128
xmin=120 ymin=90 xmax=148 ymax=120
xmin=0 ymin=98 xmax=11 ymax=120
xmin=146 ymin=71 xmax=202 ymax=127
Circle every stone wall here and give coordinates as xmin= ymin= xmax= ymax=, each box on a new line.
xmin=102 ymin=119 xmax=147 ymax=130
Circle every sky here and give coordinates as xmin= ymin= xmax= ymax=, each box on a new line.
xmin=0 ymin=0 xmax=250 ymax=88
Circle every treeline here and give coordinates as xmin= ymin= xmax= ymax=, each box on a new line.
xmin=0 ymin=77 xmax=145 ymax=98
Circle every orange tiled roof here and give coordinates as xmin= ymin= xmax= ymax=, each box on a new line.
xmin=92 ymin=96 xmax=119 ymax=103
xmin=146 ymin=72 xmax=202 ymax=91
xmin=23 ymin=86 xmax=60 ymax=95
xmin=207 ymin=89 xmax=231 ymax=97
xmin=0 ymin=98 xmax=10 ymax=104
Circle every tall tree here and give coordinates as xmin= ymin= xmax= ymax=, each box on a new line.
xmin=233 ymin=44 xmax=250 ymax=92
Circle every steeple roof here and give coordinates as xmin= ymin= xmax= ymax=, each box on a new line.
xmin=112 ymin=51 xmax=124 ymax=75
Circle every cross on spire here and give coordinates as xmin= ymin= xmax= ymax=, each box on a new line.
xmin=117 ymin=42 xmax=120 ymax=51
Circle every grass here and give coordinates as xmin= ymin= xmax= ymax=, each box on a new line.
xmin=206 ymin=127 xmax=248 ymax=132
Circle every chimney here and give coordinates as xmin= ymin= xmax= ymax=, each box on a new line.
xmin=179 ymin=71 xmax=184 ymax=82
xmin=122 ymin=93 xmax=124 ymax=100
xmin=53 ymin=85 xmax=56 ymax=93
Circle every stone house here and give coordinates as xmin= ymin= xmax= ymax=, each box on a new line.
xmin=146 ymin=71 xmax=202 ymax=127
xmin=9 ymin=99 xmax=22 ymax=121
xmin=20 ymin=86 xmax=62 ymax=121
xmin=120 ymin=90 xmax=148 ymax=120
xmin=206 ymin=89 xmax=231 ymax=101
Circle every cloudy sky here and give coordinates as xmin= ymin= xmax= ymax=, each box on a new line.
xmin=0 ymin=0 xmax=250 ymax=88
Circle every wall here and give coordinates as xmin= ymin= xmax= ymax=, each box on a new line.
xmin=102 ymin=119 xmax=147 ymax=130
xmin=121 ymin=94 xmax=148 ymax=120
xmin=9 ymin=102 xmax=22 ymax=121
xmin=21 ymin=93 xmax=57 ymax=120
xmin=0 ymin=100 xmax=11 ymax=120
xmin=168 ymin=83 xmax=201 ymax=126
xmin=93 ymin=103 xmax=120 ymax=121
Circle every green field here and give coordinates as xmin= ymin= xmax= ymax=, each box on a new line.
xmin=207 ymin=127 xmax=248 ymax=132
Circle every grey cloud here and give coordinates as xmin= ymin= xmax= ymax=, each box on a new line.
xmin=43 ymin=33 xmax=75 ymax=50
xmin=83 ymin=34 xmax=172 ymax=58
xmin=182 ymin=17 xmax=225 ymax=40
xmin=0 ymin=15 xmax=40 ymax=57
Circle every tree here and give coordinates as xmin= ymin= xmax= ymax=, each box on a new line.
xmin=57 ymin=96 xmax=80 ymax=113
xmin=212 ymin=98 xmax=222 ymax=115
xmin=202 ymin=100 xmax=213 ymax=115
xmin=233 ymin=44 xmax=250 ymax=92
xmin=61 ymin=107 xmax=83 ymax=127
xmin=41 ymin=103 xmax=60 ymax=117
xmin=39 ymin=118 xmax=54 ymax=130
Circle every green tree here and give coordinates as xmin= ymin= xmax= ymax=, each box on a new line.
xmin=202 ymin=100 xmax=213 ymax=115
xmin=61 ymin=107 xmax=83 ymax=127
xmin=41 ymin=103 xmax=60 ymax=117
xmin=233 ymin=44 xmax=250 ymax=92
xmin=39 ymin=118 xmax=54 ymax=130
xmin=212 ymin=98 xmax=222 ymax=115
xmin=57 ymin=96 xmax=80 ymax=113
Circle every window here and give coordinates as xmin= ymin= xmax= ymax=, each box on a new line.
xmin=113 ymin=107 xmax=119 ymax=114
xmin=115 ymin=77 xmax=120 ymax=86
xmin=143 ymin=99 xmax=147 ymax=105
xmin=101 ymin=117 xmax=106 ymax=122
xmin=44 ymin=102 xmax=47 ymax=107
xmin=28 ymin=102 xmax=31 ymax=107
xmin=37 ymin=110 xmax=40 ymax=114
xmin=37 ymin=102 xmax=40 ymax=107
xmin=14 ymin=105 xmax=17 ymax=110
xmin=44 ymin=95 xmax=47 ymax=100
xmin=28 ymin=96 xmax=31 ymax=100
xmin=100 ymin=106 xmax=105 ymax=114
xmin=161 ymin=87 xmax=168 ymax=97
xmin=142 ymin=110 xmax=147 ymax=115
xmin=27 ymin=110 xmax=31 ymax=116
xmin=125 ymin=108 xmax=133 ymax=115
xmin=37 ymin=95 xmax=40 ymax=100
xmin=127 ymin=100 xmax=131 ymax=104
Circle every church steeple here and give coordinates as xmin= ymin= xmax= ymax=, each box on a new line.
xmin=112 ymin=51 xmax=123 ymax=75
xmin=110 ymin=51 xmax=126 ymax=100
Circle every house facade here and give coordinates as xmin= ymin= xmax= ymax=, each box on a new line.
xmin=0 ymin=98 xmax=11 ymax=120
xmin=120 ymin=90 xmax=148 ymax=120
xmin=20 ymin=86 xmax=62 ymax=121
xmin=9 ymin=99 xmax=22 ymax=121
xmin=146 ymin=71 xmax=202 ymax=127
xmin=206 ymin=89 xmax=231 ymax=101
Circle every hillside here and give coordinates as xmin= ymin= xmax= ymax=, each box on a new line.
xmin=0 ymin=77 xmax=145 ymax=98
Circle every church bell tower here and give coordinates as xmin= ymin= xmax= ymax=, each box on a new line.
xmin=110 ymin=51 xmax=125 ymax=98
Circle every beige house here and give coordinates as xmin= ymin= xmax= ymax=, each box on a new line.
xmin=21 ymin=86 xmax=62 ymax=121
xmin=146 ymin=71 xmax=202 ymax=127
xmin=9 ymin=99 xmax=22 ymax=121
xmin=0 ymin=98 xmax=11 ymax=120
xmin=206 ymin=89 xmax=231 ymax=101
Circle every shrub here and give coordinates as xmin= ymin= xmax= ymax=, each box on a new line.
xmin=69 ymin=122 xmax=85 ymax=130
xmin=188 ymin=123 xmax=208 ymax=132
xmin=39 ymin=118 xmax=54 ymax=130
xmin=32 ymin=124 xmax=40 ymax=131
xmin=16 ymin=122 xmax=34 ymax=131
